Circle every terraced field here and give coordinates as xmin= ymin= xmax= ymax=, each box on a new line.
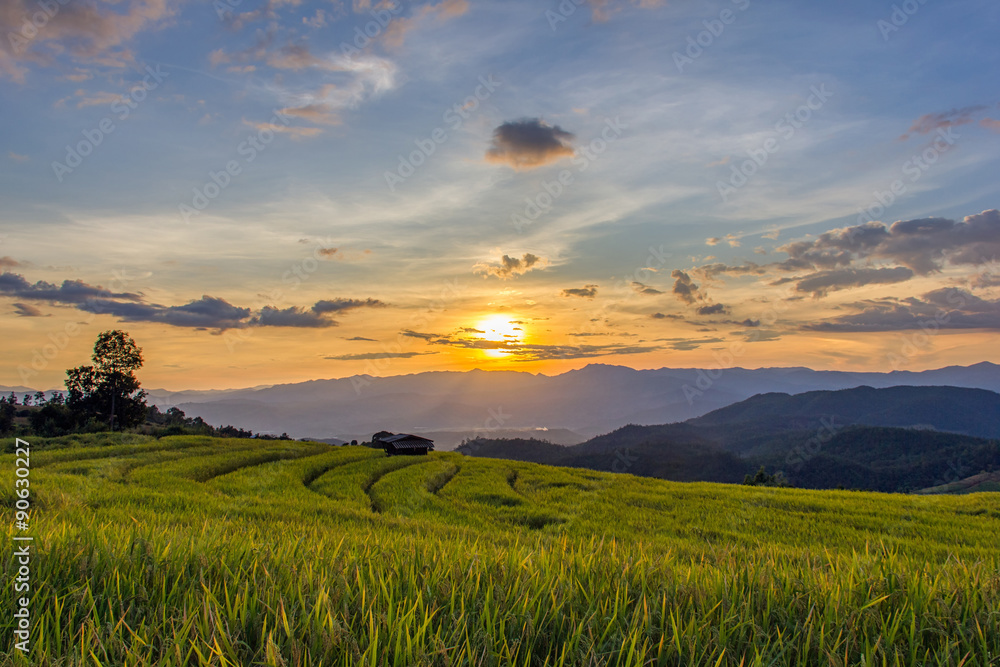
xmin=2 ymin=434 xmax=999 ymax=666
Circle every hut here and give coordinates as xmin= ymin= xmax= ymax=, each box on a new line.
xmin=373 ymin=432 xmax=435 ymax=456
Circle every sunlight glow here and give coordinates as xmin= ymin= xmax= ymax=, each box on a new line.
xmin=476 ymin=315 xmax=524 ymax=357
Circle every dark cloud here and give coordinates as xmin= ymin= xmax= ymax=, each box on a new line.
xmin=792 ymin=267 xmax=915 ymax=297
xmin=250 ymin=306 xmax=335 ymax=328
xmin=325 ymin=352 xmax=439 ymax=361
xmin=776 ymin=210 xmax=1000 ymax=276
xmin=346 ymin=336 xmax=378 ymax=342
xmin=671 ymin=270 xmax=703 ymax=305
xmin=631 ymin=281 xmax=663 ymax=295
xmin=312 ymin=298 xmax=387 ymax=314
xmin=12 ymin=302 xmax=45 ymax=317
xmin=804 ymin=288 xmax=1000 ymax=332
xmin=0 ymin=272 xmax=142 ymax=303
xmin=650 ymin=312 xmax=683 ymax=320
xmin=562 ymin=285 xmax=599 ymax=298
xmin=475 ymin=253 xmax=544 ymax=279
xmin=79 ymin=296 xmax=251 ymax=329
xmin=400 ymin=330 xmax=441 ymax=340
xmin=696 ymin=303 xmax=729 ymax=316
xmin=485 ymin=119 xmax=575 ymax=169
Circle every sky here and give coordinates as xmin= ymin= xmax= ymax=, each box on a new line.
xmin=1 ymin=0 xmax=999 ymax=390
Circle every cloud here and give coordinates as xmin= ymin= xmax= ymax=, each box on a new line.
xmin=706 ymin=233 xmax=741 ymax=247
xmin=0 ymin=272 xmax=141 ymax=303
xmin=791 ymin=267 xmax=915 ymax=297
xmin=12 ymin=303 xmax=45 ymax=317
xmin=312 ymin=298 xmax=387 ymax=314
xmin=325 ymin=351 xmax=439 ymax=361
xmin=982 ymin=118 xmax=1000 ymax=133
xmin=776 ymin=210 xmax=1000 ymax=276
xmin=7 ymin=152 xmax=28 ymax=162
xmin=279 ymin=103 xmax=340 ymax=126
xmin=485 ymin=119 xmax=575 ymax=169
xmin=0 ymin=0 xmax=178 ymax=81
xmin=382 ymin=0 xmax=470 ymax=49
xmin=696 ymin=262 xmax=766 ymax=279
xmin=0 ymin=271 xmax=389 ymax=331
xmin=0 ymin=257 xmax=22 ymax=268
xmin=562 ymin=285 xmax=598 ymax=298
xmin=346 ymin=336 xmax=378 ymax=342
xmin=803 ymin=288 xmax=1000 ymax=332
xmin=670 ymin=270 xmax=705 ymax=305
xmin=631 ymin=281 xmax=663 ymax=295
xmin=900 ymin=106 xmax=988 ymax=140
xmin=401 ymin=327 xmax=661 ymax=361
xmin=249 ymin=306 xmax=336 ymax=328
xmin=79 ymin=296 xmax=252 ymax=329
xmin=696 ymin=303 xmax=729 ymax=316
xmin=475 ymin=253 xmax=544 ymax=280
xmin=661 ymin=336 xmax=726 ymax=351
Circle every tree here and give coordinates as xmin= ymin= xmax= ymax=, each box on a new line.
xmin=0 ymin=399 xmax=14 ymax=435
xmin=34 ymin=391 xmax=46 ymax=406
xmin=743 ymin=466 xmax=790 ymax=488
xmin=66 ymin=330 xmax=147 ymax=430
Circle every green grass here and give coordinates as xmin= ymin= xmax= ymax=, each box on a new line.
xmin=1 ymin=435 xmax=999 ymax=666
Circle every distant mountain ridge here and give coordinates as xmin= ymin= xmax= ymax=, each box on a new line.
xmin=125 ymin=362 xmax=1000 ymax=442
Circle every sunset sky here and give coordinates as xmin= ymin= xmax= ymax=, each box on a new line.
xmin=2 ymin=0 xmax=999 ymax=390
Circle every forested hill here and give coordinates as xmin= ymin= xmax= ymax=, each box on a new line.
xmin=458 ymin=385 xmax=1000 ymax=493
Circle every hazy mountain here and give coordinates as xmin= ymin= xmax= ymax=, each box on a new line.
xmin=134 ymin=362 xmax=1000 ymax=443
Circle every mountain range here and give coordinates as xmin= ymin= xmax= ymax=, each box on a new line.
xmin=145 ymin=362 xmax=1000 ymax=444
xmin=458 ymin=384 xmax=1000 ymax=493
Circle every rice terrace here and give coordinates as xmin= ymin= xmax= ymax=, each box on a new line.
xmin=2 ymin=433 xmax=998 ymax=666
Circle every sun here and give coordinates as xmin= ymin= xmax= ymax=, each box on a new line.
xmin=476 ymin=315 xmax=524 ymax=357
